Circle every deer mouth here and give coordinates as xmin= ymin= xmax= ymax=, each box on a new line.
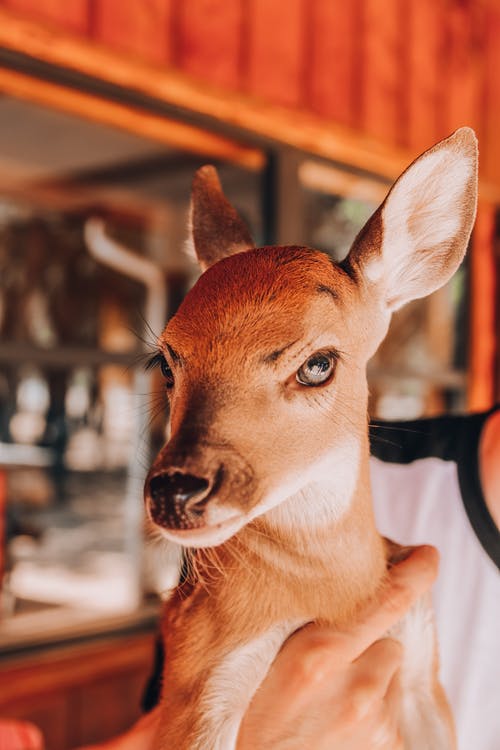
xmin=150 ymin=506 xmax=247 ymax=548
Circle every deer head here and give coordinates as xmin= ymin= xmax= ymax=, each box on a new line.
xmin=145 ymin=128 xmax=477 ymax=548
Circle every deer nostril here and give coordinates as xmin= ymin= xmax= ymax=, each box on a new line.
xmin=149 ymin=472 xmax=210 ymax=507
xmin=185 ymin=493 xmax=210 ymax=517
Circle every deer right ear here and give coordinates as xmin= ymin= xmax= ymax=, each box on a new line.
xmin=345 ymin=127 xmax=478 ymax=311
xmin=188 ymin=165 xmax=255 ymax=271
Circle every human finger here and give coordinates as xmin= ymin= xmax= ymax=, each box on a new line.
xmin=338 ymin=545 xmax=438 ymax=658
xmin=282 ymin=545 xmax=437 ymax=666
xmin=364 ymin=670 xmax=404 ymax=750
xmin=273 ymin=544 xmax=437 ymax=691
xmin=384 ymin=668 xmax=402 ymax=722
xmin=0 ymin=720 xmax=44 ymax=750
xmin=75 ymin=707 xmax=160 ymax=749
xmin=348 ymin=638 xmax=403 ymax=720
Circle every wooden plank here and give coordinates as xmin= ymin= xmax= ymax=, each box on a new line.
xmin=361 ymin=0 xmax=405 ymax=145
xmin=444 ymin=3 xmax=484 ymax=137
xmin=406 ymin=0 xmax=445 ymax=151
xmin=2 ymin=0 xmax=89 ymax=33
xmin=75 ymin=667 xmax=148 ymax=745
xmin=0 ymin=633 xmax=155 ymax=702
xmin=174 ymin=0 xmax=243 ymax=90
xmin=299 ymin=160 xmax=389 ymax=204
xmin=0 ymin=471 xmax=5 ymax=597
xmin=483 ymin=9 xmax=500 ymax=186
xmin=0 ymin=68 xmax=264 ymax=171
xmin=246 ymin=0 xmax=305 ymax=107
xmin=1 ymin=691 xmax=70 ymax=750
xmin=93 ymin=0 xmax=172 ymax=65
xmin=468 ymin=202 xmax=497 ymax=411
xmin=0 ymin=7 xmax=410 ymax=178
xmin=308 ymin=0 xmax=356 ymax=127
xmin=0 ymin=633 xmax=155 ymax=749
xmin=0 ymin=7 xmax=499 ymax=198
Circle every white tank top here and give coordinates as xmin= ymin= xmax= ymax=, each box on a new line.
xmin=369 ymin=413 xmax=500 ymax=750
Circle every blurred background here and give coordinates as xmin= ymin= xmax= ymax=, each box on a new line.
xmin=0 ymin=1 xmax=498 ymax=746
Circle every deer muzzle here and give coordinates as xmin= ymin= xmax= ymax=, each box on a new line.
xmin=148 ymin=470 xmax=215 ymax=530
xmin=145 ymin=439 xmax=257 ymax=539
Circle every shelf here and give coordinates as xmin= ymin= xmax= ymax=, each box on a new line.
xmin=0 ymin=599 xmax=160 ymax=658
xmin=0 ymin=342 xmax=145 ymax=368
xmin=0 ymin=442 xmax=54 ymax=468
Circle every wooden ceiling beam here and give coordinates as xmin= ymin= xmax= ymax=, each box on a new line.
xmin=0 ymin=72 xmax=264 ymax=173
xmin=0 ymin=7 xmax=498 ymax=201
xmin=0 ymin=8 xmax=420 ymax=181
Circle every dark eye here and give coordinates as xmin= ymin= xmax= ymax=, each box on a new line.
xmin=296 ymin=352 xmax=337 ymax=387
xmin=160 ymin=358 xmax=175 ymax=389
xmin=146 ymin=353 xmax=175 ymax=389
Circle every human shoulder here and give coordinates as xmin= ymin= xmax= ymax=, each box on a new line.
xmin=479 ymin=408 xmax=500 ymax=532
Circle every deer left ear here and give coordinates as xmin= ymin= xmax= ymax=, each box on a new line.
xmin=188 ymin=165 xmax=255 ymax=271
xmin=346 ymin=127 xmax=478 ymax=311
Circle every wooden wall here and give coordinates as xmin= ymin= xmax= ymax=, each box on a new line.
xmin=0 ymin=633 xmax=156 ymax=750
xmin=0 ymin=1 xmax=498 ymax=405
xmin=0 ymin=0 xmax=499 ymax=186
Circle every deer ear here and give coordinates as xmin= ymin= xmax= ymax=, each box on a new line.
xmin=188 ymin=165 xmax=255 ymax=271
xmin=346 ymin=127 xmax=478 ymax=311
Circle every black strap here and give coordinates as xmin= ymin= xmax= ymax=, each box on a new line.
xmin=455 ymin=410 xmax=500 ymax=571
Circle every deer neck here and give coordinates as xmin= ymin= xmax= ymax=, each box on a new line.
xmin=229 ymin=436 xmax=387 ymax=623
xmin=254 ymin=491 xmax=381 ymax=571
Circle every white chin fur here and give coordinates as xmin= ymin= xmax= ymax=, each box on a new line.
xmin=155 ymin=512 xmax=246 ymax=549
xmin=249 ymin=440 xmax=361 ymax=530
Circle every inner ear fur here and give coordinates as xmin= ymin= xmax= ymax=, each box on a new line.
xmin=346 ymin=127 xmax=478 ymax=311
xmin=189 ymin=165 xmax=255 ymax=271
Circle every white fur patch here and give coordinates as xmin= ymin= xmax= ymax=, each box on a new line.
xmin=144 ymin=531 xmax=183 ymax=598
xmin=251 ymin=438 xmax=362 ymax=532
xmin=389 ymin=598 xmax=453 ymax=749
xmin=191 ymin=620 xmax=304 ymax=750
xmin=367 ymin=147 xmax=473 ymax=309
xmin=155 ymin=512 xmax=246 ymax=549
xmin=385 ymin=149 xmax=466 ymax=251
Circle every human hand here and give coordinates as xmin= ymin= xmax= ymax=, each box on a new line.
xmin=75 ymin=707 xmax=160 ymax=750
xmin=0 ymin=719 xmax=44 ymax=750
xmin=237 ymin=545 xmax=439 ymax=750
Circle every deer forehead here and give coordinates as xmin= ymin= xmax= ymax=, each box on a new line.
xmin=163 ymin=246 xmax=381 ymax=365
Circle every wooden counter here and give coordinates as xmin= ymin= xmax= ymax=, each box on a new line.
xmin=0 ymin=629 xmax=157 ymax=749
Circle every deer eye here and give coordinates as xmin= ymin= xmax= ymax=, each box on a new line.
xmin=296 ymin=352 xmax=337 ymax=387
xmin=146 ymin=353 xmax=175 ymax=389
xmin=160 ymin=358 xmax=175 ymax=389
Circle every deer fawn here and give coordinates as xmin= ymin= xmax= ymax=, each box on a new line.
xmin=145 ymin=128 xmax=477 ymax=749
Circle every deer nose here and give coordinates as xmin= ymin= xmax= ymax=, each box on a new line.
xmin=148 ymin=472 xmax=211 ymax=529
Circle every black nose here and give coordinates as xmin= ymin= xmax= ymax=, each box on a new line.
xmin=148 ymin=472 xmax=210 ymax=529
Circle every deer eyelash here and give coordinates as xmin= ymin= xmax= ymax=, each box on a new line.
xmin=145 ymin=352 xmax=166 ymax=372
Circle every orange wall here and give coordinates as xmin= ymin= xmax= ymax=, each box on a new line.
xmin=0 ymin=0 xmax=497 ymax=402
xmin=1 ymin=0 xmax=498 ymax=183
